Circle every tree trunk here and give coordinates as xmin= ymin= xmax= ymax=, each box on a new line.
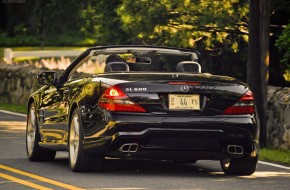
xmin=247 ymin=0 xmax=270 ymax=147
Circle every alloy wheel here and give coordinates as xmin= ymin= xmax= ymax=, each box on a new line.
xmin=26 ymin=106 xmax=36 ymax=157
xmin=69 ymin=113 xmax=80 ymax=167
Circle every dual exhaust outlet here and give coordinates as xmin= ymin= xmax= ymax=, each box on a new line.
xmin=120 ymin=143 xmax=139 ymax=153
xmin=119 ymin=144 xmax=243 ymax=155
xmin=227 ymin=145 xmax=243 ymax=155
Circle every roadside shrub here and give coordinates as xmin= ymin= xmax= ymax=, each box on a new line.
xmin=0 ymin=34 xmax=96 ymax=47
xmin=276 ymin=22 xmax=290 ymax=75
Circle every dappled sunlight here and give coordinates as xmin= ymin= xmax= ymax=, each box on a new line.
xmin=0 ymin=121 xmax=26 ymax=133
xmin=209 ymin=171 xmax=290 ymax=179
xmin=97 ymin=188 xmax=150 ymax=190
xmin=239 ymin=171 xmax=290 ymax=179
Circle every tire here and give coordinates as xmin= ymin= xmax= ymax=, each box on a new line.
xmin=220 ymin=156 xmax=258 ymax=175
xmin=174 ymin=160 xmax=198 ymax=164
xmin=69 ymin=108 xmax=104 ymax=172
xmin=189 ymin=160 xmax=198 ymax=164
xmin=26 ymin=103 xmax=56 ymax=161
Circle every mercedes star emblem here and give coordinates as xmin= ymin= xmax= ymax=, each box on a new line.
xmin=181 ymin=85 xmax=190 ymax=92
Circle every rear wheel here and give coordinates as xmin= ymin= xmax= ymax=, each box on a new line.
xmin=69 ymin=108 xmax=104 ymax=172
xmin=26 ymin=103 xmax=56 ymax=161
xmin=220 ymin=156 xmax=258 ymax=175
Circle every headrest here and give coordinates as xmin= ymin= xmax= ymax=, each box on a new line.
xmin=176 ymin=61 xmax=201 ymax=73
xmin=105 ymin=62 xmax=129 ymax=72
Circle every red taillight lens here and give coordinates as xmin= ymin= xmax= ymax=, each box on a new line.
xmin=223 ymin=106 xmax=255 ymax=114
xmin=168 ymin=82 xmax=201 ymax=85
xmin=224 ymin=91 xmax=255 ymax=114
xmin=101 ymin=86 xmax=127 ymax=99
xmin=240 ymin=91 xmax=254 ymax=101
xmin=98 ymin=86 xmax=146 ymax=112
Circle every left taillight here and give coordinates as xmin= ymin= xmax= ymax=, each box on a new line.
xmin=98 ymin=86 xmax=146 ymax=112
xmin=224 ymin=91 xmax=255 ymax=114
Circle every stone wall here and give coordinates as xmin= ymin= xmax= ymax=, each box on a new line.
xmin=0 ymin=63 xmax=63 ymax=105
xmin=267 ymin=86 xmax=290 ymax=149
xmin=0 ymin=63 xmax=290 ymax=149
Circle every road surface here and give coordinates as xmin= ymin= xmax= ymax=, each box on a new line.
xmin=0 ymin=110 xmax=289 ymax=190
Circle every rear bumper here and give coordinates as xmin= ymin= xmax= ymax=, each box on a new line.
xmin=82 ymin=113 xmax=259 ymax=160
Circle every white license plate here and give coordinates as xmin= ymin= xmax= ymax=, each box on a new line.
xmin=168 ymin=94 xmax=200 ymax=110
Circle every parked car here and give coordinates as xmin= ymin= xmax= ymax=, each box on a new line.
xmin=26 ymin=45 xmax=259 ymax=175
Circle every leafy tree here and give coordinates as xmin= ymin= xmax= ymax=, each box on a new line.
xmin=276 ymin=22 xmax=290 ymax=71
xmin=268 ymin=0 xmax=290 ymax=86
xmin=117 ymin=0 xmax=249 ymax=52
xmin=0 ymin=0 xmax=89 ymax=46
xmin=80 ymin=0 xmax=126 ymax=45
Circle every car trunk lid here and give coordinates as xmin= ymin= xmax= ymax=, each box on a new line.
xmin=95 ymin=73 xmax=249 ymax=115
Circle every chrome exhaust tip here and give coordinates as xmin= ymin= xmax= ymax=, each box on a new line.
xmin=227 ymin=145 xmax=243 ymax=155
xmin=120 ymin=143 xmax=139 ymax=153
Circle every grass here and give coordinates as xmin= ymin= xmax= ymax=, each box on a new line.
xmin=0 ymin=102 xmax=290 ymax=166
xmin=0 ymin=102 xmax=26 ymax=114
xmin=259 ymin=148 xmax=290 ymax=165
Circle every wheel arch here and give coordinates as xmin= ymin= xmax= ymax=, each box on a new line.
xmin=27 ymin=97 xmax=35 ymax=110
xmin=27 ymin=94 xmax=41 ymax=115
xmin=69 ymin=103 xmax=78 ymax=123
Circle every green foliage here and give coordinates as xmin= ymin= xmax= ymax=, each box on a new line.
xmin=1 ymin=0 xmax=288 ymax=85
xmin=1 ymin=0 xmax=249 ymax=50
xmin=1 ymin=0 xmax=93 ymax=46
xmin=0 ymin=34 xmax=40 ymax=46
xmin=276 ymin=22 xmax=290 ymax=70
xmin=117 ymin=0 xmax=249 ymax=51
xmin=0 ymin=0 xmax=251 ymax=81
xmin=0 ymin=34 xmax=96 ymax=47
xmin=80 ymin=0 xmax=126 ymax=45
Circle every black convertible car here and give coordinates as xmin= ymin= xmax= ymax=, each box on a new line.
xmin=26 ymin=45 xmax=259 ymax=175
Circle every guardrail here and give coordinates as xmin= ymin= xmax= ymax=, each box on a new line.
xmin=3 ymin=48 xmax=83 ymax=63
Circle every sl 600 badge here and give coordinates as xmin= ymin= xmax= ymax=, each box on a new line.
xmin=125 ymin=87 xmax=147 ymax=92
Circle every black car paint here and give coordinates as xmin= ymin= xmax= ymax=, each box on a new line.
xmin=28 ymin=46 xmax=259 ymax=162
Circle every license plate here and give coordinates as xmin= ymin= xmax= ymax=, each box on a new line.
xmin=168 ymin=94 xmax=200 ymax=110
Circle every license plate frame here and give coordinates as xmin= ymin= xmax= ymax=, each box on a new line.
xmin=168 ymin=94 xmax=200 ymax=110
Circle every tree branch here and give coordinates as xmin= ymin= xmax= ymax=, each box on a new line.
xmin=167 ymin=22 xmax=248 ymax=35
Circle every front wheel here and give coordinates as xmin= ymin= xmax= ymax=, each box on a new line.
xmin=26 ymin=103 xmax=56 ymax=161
xmin=69 ymin=108 xmax=104 ymax=172
xmin=220 ymin=156 xmax=258 ymax=175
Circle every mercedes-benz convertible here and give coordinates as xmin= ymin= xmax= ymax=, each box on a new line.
xmin=26 ymin=45 xmax=259 ymax=175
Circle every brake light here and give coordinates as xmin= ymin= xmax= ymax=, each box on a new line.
xmin=168 ymin=82 xmax=201 ymax=85
xmin=98 ymin=86 xmax=146 ymax=112
xmin=224 ymin=91 xmax=255 ymax=114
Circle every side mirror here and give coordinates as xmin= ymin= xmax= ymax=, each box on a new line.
xmin=37 ymin=72 xmax=57 ymax=86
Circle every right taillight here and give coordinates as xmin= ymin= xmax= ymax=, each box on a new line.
xmin=98 ymin=86 xmax=146 ymax=112
xmin=224 ymin=91 xmax=255 ymax=114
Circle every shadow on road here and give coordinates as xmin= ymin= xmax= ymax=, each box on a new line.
xmin=44 ymin=156 xmax=290 ymax=179
xmin=36 ymin=156 xmax=223 ymax=178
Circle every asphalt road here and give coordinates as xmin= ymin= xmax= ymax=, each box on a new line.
xmin=0 ymin=110 xmax=290 ymax=190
